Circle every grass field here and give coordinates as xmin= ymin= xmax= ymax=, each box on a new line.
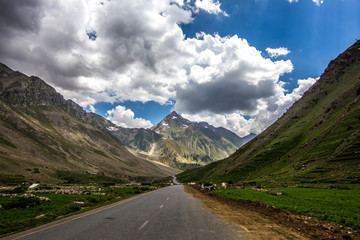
xmin=0 ymin=185 xmax=153 ymax=237
xmin=213 ymin=187 xmax=360 ymax=230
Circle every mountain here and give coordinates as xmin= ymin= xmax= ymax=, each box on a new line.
xmin=109 ymin=126 xmax=163 ymax=153
xmin=198 ymin=122 xmax=256 ymax=147
xmin=111 ymin=111 xmax=255 ymax=169
xmin=177 ymin=40 xmax=360 ymax=184
xmin=0 ymin=63 xmax=179 ymax=184
xmin=150 ymin=111 xmax=246 ymax=160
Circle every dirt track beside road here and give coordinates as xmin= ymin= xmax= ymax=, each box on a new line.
xmin=185 ymin=185 xmax=359 ymax=240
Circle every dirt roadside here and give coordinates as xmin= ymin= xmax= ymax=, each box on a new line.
xmin=184 ymin=185 xmax=359 ymax=240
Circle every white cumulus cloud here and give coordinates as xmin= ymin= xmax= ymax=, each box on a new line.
xmin=266 ymin=47 xmax=291 ymax=58
xmin=182 ymin=77 xmax=318 ymax=137
xmin=175 ymin=34 xmax=293 ymax=115
xmin=194 ymin=0 xmax=228 ymax=16
xmin=106 ymin=106 xmax=153 ymax=128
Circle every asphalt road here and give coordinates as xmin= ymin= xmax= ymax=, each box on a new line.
xmin=3 ymin=185 xmax=244 ymax=240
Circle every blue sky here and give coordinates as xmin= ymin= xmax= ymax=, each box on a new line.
xmin=183 ymin=0 xmax=359 ymax=86
xmin=0 ymin=0 xmax=359 ymax=136
xmin=94 ymin=101 xmax=174 ymax=126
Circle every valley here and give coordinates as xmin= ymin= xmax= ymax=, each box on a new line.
xmin=108 ymin=111 xmax=255 ymax=169
xmin=1 ymin=1 xmax=359 ymax=239
xmin=1 ymin=40 xmax=360 ymax=239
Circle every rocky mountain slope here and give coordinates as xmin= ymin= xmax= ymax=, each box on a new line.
xmin=151 ymin=111 xmax=251 ymax=160
xmin=177 ymin=40 xmax=360 ymax=184
xmin=0 ymin=63 xmax=179 ymax=184
xmin=110 ymin=111 xmax=255 ymax=169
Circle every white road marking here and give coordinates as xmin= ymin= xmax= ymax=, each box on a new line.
xmin=159 ymin=205 xmax=163 ymax=208
xmin=138 ymin=220 xmax=149 ymax=231
xmin=11 ymin=188 xmax=161 ymax=240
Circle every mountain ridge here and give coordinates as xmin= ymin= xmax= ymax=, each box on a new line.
xmin=0 ymin=63 xmax=179 ymax=183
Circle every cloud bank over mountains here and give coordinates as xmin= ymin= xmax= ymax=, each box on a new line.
xmin=0 ymin=0 xmax=317 ymax=136
xmin=106 ymin=105 xmax=153 ymax=129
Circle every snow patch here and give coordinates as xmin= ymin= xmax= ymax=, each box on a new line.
xmin=182 ymin=124 xmax=188 ymax=128
xmin=172 ymin=116 xmax=178 ymax=119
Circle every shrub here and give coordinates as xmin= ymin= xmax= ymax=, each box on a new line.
xmin=11 ymin=186 xmax=28 ymax=194
xmin=86 ymin=196 xmax=100 ymax=204
xmin=2 ymin=197 xmax=41 ymax=210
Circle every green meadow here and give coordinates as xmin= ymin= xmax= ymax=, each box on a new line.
xmin=213 ymin=186 xmax=360 ymax=230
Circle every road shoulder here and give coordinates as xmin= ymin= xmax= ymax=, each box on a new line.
xmin=184 ymin=185 xmax=359 ymax=240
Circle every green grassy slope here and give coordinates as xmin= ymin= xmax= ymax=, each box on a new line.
xmin=178 ymin=40 xmax=360 ymax=184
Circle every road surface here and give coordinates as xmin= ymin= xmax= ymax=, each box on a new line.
xmin=3 ymin=185 xmax=245 ymax=240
